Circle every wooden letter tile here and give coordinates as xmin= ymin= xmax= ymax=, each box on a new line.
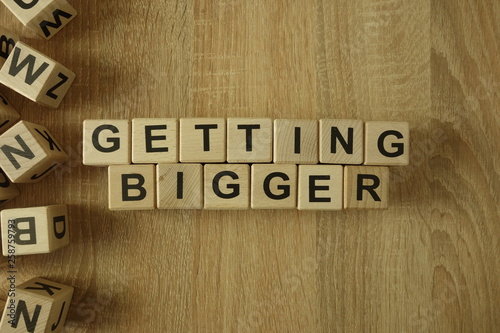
xmin=179 ymin=118 xmax=226 ymax=163
xmin=298 ymin=165 xmax=343 ymax=210
xmin=204 ymin=164 xmax=249 ymax=210
xmin=1 ymin=204 xmax=69 ymax=255
xmin=0 ymin=0 xmax=77 ymax=39
xmin=132 ymin=118 xmax=178 ymax=164
xmin=108 ymin=164 xmax=156 ymax=210
xmin=0 ymin=26 xmax=19 ymax=67
xmin=0 ymin=168 xmax=19 ymax=206
xmin=364 ymin=121 xmax=409 ymax=166
xmin=227 ymin=118 xmax=272 ymax=163
xmin=157 ymin=163 xmax=203 ymax=209
xmin=0 ymin=120 xmax=68 ymax=183
xmin=344 ymin=166 xmax=389 ymax=209
xmin=0 ymin=92 xmax=20 ymax=135
xmin=83 ymin=119 xmax=130 ymax=166
xmin=0 ymin=42 xmax=75 ymax=108
xmin=0 ymin=277 xmax=73 ymax=332
xmin=320 ymin=119 xmax=363 ymax=164
xmin=251 ymin=164 xmax=297 ymax=209
xmin=274 ymin=119 xmax=318 ymax=164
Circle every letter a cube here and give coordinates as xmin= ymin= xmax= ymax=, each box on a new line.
xmin=0 ymin=0 xmax=77 ymax=40
xmin=1 ymin=205 xmax=69 ymax=256
xmin=0 ymin=277 xmax=74 ymax=333
xmin=0 ymin=42 xmax=75 ymax=108
xmin=0 ymin=120 xmax=68 ymax=183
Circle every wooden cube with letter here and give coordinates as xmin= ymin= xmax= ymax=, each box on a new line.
xmin=344 ymin=166 xmax=389 ymax=209
xmin=364 ymin=121 xmax=409 ymax=166
xmin=157 ymin=163 xmax=203 ymax=209
xmin=251 ymin=164 xmax=297 ymax=209
xmin=0 ymin=42 xmax=75 ymax=108
xmin=204 ymin=164 xmax=250 ymax=210
xmin=0 ymin=277 xmax=73 ymax=333
xmin=179 ymin=118 xmax=226 ymax=163
xmin=320 ymin=119 xmax=363 ymax=164
xmin=0 ymin=204 xmax=69 ymax=255
xmin=132 ymin=118 xmax=178 ymax=164
xmin=108 ymin=164 xmax=156 ymax=210
xmin=0 ymin=0 xmax=76 ymax=39
xmin=298 ymin=165 xmax=343 ymax=210
xmin=83 ymin=119 xmax=131 ymax=166
xmin=0 ymin=120 xmax=68 ymax=183
xmin=0 ymin=168 xmax=19 ymax=206
xmin=0 ymin=92 xmax=20 ymax=135
xmin=227 ymin=118 xmax=273 ymax=163
xmin=0 ymin=26 xmax=19 ymax=67
xmin=274 ymin=119 xmax=318 ymax=164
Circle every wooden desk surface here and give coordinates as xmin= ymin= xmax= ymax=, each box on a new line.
xmin=1 ymin=1 xmax=498 ymax=332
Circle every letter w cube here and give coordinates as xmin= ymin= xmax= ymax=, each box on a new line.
xmin=0 ymin=42 xmax=75 ymax=108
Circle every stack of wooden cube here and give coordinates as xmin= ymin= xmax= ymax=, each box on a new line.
xmin=0 ymin=1 xmax=77 ymax=332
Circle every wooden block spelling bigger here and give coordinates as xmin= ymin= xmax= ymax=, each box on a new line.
xmin=0 ymin=205 xmax=69 ymax=255
xmin=251 ymin=164 xmax=297 ymax=209
xmin=108 ymin=164 xmax=156 ymax=210
xmin=83 ymin=119 xmax=131 ymax=166
xmin=204 ymin=164 xmax=250 ymax=210
xmin=274 ymin=119 xmax=318 ymax=164
xmin=0 ymin=168 xmax=19 ymax=206
xmin=227 ymin=118 xmax=273 ymax=163
xmin=364 ymin=121 xmax=409 ymax=166
xmin=298 ymin=165 xmax=343 ymax=210
xmin=0 ymin=42 xmax=76 ymax=108
xmin=179 ymin=118 xmax=226 ymax=163
xmin=132 ymin=118 xmax=178 ymax=164
xmin=0 ymin=120 xmax=68 ymax=183
xmin=0 ymin=277 xmax=74 ymax=333
xmin=344 ymin=166 xmax=389 ymax=209
xmin=0 ymin=92 xmax=20 ymax=135
xmin=157 ymin=163 xmax=203 ymax=209
xmin=0 ymin=0 xmax=77 ymax=39
xmin=0 ymin=26 xmax=19 ymax=68
xmin=320 ymin=119 xmax=363 ymax=164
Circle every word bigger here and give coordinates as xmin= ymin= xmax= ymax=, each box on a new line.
xmin=83 ymin=118 xmax=409 ymax=210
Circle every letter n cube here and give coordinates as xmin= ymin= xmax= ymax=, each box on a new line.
xmin=0 ymin=120 xmax=68 ymax=183
xmin=0 ymin=42 xmax=75 ymax=108
xmin=0 ymin=277 xmax=74 ymax=333
xmin=1 ymin=205 xmax=69 ymax=256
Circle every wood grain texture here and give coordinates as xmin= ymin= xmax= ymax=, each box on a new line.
xmin=0 ymin=0 xmax=498 ymax=332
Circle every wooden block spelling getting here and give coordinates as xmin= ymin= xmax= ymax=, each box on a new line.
xmin=179 ymin=118 xmax=226 ymax=163
xmin=0 ymin=92 xmax=20 ymax=135
xmin=83 ymin=119 xmax=130 ymax=166
xmin=274 ymin=119 xmax=318 ymax=164
xmin=227 ymin=118 xmax=272 ymax=163
xmin=0 ymin=168 xmax=19 ymax=206
xmin=0 ymin=204 xmax=69 ymax=255
xmin=0 ymin=42 xmax=75 ymax=108
xmin=0 ymin=120 xmax=68 ymax=183
xmin=251 ymin=164 xmax=297 ymax=209
xmin=108 ymin=164 xmax=155 ymax=210
xmin=204 ymin=164 xmax=249 ymax=210
xmin=157 ymin=163 xmax=203 ymax=209
xmin=0 ymin=26 xmax=19 ymax=67
xmin=344 ymin=166 xmax=389 ymax=209
xmin=320 ymin=119 xmax=363 ymax=164
xmin=364 ymin=121 xmax=409 ymax=166
xmin=132 ymin=118 xmax=178 ymax=164
xmin=298 ymin=165 xmax=343 ymax=210
xmin=0 ymin=0 xmax=77 ymax=40
xmin=0 ymin=277 xmax=74 ymax=333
